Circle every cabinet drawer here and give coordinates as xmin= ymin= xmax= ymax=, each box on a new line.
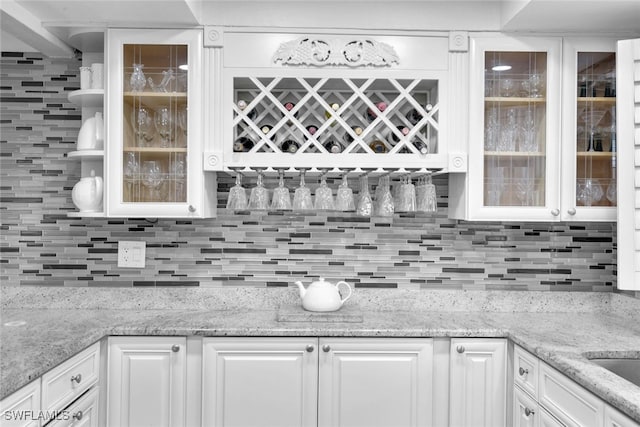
xmin=0 ymin=380 xmax=41 ymax=427
xmin=48 ymin=387 xmax=99 ymax=427
xmin=539 ymin=361 xmax=604 ymax=427
xmin=41 ymin=342 xmax=100 ymax=414
xmin=514 ymin=385 xmax=539 ymax=427
xmin=604 ymin=404 xmax=640 ymax=427
xmin=514 ymin=345 xmax=539 ymax=398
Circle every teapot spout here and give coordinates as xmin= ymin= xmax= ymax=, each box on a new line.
xmin=294 ymin=281 xmax=306 ymax=299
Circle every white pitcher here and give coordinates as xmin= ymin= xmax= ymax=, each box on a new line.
xmin=77 ymin=112 xmax=104 ymax=150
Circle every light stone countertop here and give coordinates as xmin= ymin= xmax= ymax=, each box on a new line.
xmin=1 ymin=287 xmax=639 ymax=421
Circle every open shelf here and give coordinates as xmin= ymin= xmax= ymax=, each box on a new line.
xmin=68 ymin=89 xmax=104 ymax=108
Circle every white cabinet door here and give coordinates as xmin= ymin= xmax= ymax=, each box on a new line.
xmin=449 ymin=338 xmax=507 ymax=427
xmin=202 ymin=337 xmax=318 ymax=427
xmin=560 ymin=38 xmax=618 ymax=222
xmin=463 ymin=35 xmax=562 ymax=221
xmin=106 ymin=28 xmax=216 ymax=218
xmin=107 ymin=337 xmax=186 ymax=427
xmin=604 ymin=404 xmax=640 ymax=427
xmin=318 ymin=338 xmax=434 ymax=427
xmin=616 ymin=37 xmax=640 ymax=291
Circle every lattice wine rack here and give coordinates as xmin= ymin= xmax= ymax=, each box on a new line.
xmin=225 ymin=76 xmax=445 ymax=173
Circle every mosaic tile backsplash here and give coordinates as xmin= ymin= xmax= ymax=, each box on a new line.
xmin=0 ymin=52 xmax=618 ymax=290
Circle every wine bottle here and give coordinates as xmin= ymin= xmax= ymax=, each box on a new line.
xmin=305 ymin=124 xmax=319 ymax=139
xmin=281 ymin=139 xmax=300 ymax=153
xmin=344 ymin=126 xmax=363 ymax=144
xmin=406 ymin=108 xmax=422 ymax=125
xmin=282 ymin=101 xmax=298 ymax=118
xmin=366 ymin=101 xmax=387 ymax=122
xmin=323 ymin=140 xmax=343 ymax=153
xmin=259 ymin=124 xmax=273 ymax=135
xmin=413 ymin=140 xmax=429 ymax=154
xmin=369 ymin=140 xmax=387 ymax=153
xmin=237 ymin=99 xmax=257 ymax=121
xmin=233 ymin=136 xmax=255 ymax=152
xmin=390 ymin=125 xmax=410 ymax=143
xmin=325 ymin=102 xmax=340 ymax=126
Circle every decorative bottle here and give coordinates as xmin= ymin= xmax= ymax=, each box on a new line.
xmin=129 ymin=64 xmax=146 ymax=92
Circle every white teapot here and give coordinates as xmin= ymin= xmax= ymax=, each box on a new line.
xmin=295 ymin=278 xmax=352 ymax=312
xmin=72 ymin=170 xmax=103 ymax=212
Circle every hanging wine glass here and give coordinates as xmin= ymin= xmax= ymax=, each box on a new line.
xmin=335 ymin=174 xmax=355 ymax=211
xmin=271 ymin=170 xmax=292 ymax=210
xmin=293 ymin=169 xmax=313 ymax=211
xmin=227 ymin=173 xmax=248 ymax=210
xmin=248 ymin=171 xmax=269 ymax=211
xmin=154 ymin=106 xmax=173 ymax=147
xmin=314 ymin=174 xmax=335 ymax=211
xmin=374 ymin=175 xmax=394 ymax=217
xmin=356 ymin=175 xmax=373 ymax=217
xmin=132 ymin=107 xmax=155 ymax=146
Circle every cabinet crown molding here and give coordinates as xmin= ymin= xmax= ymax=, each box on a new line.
xmin=273 ymin=37 xmax=399 ymax=67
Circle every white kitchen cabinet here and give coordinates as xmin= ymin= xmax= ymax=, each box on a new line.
xmin=605 ymin=404 xmax=640 ymax=427
xmin=318 ymin=337 xmax=434 ymax=427
xmin=203 ymin=29 xmax=467 ymax=176
xmin=202 ymin=337 xmax=318 ymax=427
xmin=514 ymin=385 xmax=539 ymax=427
xmin=48 ymin=387 xmax=100 ymax=427
xmin=202 ymin=337 xmax=434 ymax=427
xmin=616 ymin=37 xmax=640 ymax=292
xmin=107 ymin=337 xmax=186 ymax=427
xmin=453 ymin=35 xmax=621 ymax=222
xmin=0 ymin=380 xmax=41 ymax=427
xmin=449 ymin=338 xmax=507 ymax=427
xmin=106 ymin=28 xmax=216 ymax=218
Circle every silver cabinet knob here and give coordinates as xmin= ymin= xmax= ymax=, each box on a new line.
xmin=322 ymin=344 xmax=331 ymax=352
xmin=551 ymin=208 xmax=560 ymax=216
xmin=524 ymin=408 xmax=535 ymax=417
xmin=567 ymin=207 xmax=576 ymax=215
xmin=73 ymin=410 xmax=83 ymax=421
xmin=171 ymin=344 xmax=180 ymax=352
xmin=519 ymin=367 xmax=529 ymax=376
xmin=456 ymin=345 xmax=465 ymax=354
xmin=188 ymin=205 xmax=196 ymax=213
xmin=70 ymin=374 xmax=82 ymax=383
xmin=306 ymin=344 xmax=315 ymax=352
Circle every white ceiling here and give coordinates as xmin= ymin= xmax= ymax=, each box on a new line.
xmin=1 ymin=0 xmax=639 ymax=56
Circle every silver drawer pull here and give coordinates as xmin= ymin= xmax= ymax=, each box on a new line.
xmin=306 ymin=345 xmax=315 ymax=352
xmin=519 ymin=367 xmax=529 ymax=376
xmin=171 ymin=345 xmax=180 ymax=352
xmin=322 ymin=345 xmax=331 ymax=353
xmin=524 ymin=408 xmax=535 ymax=417
xmin=456 ymin=345 xmax=465 ymax=354
xmin=73 ymin=410 xmax=83 ymax=421
xmin=70 ymin=374 xmax=82 ymax=384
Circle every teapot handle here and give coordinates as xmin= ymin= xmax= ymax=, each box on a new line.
xmin=335 ymin=281 xmax=352 ymax=304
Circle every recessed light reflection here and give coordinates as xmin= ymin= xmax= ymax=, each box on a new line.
xmin=492 ymin=65 xmax=512 ymax=71
xmin=179 ymin=64 xmax=188 ymax=71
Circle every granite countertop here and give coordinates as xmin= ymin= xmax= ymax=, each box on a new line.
xmin=1 ymin=287 xmax=640 ymax=422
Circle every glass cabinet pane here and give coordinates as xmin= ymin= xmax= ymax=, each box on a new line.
xmin=483 ymin=51 xmax=547 ymax=207
xmin=122 ymin=44 xmax=188 ymax=203
xmin=576 ymin=52 xmax=616 ymax=207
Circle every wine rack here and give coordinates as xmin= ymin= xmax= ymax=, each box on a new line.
xmin=226 ymin=76 xmax=445 ymax=172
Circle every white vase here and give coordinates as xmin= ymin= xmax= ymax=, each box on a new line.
xmin=77 ymin=112 xmax=104 ymax=150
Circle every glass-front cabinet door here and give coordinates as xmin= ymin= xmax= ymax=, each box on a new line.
xmin=469 ymin=36 xmax=561 ymax=220
xmin=107 ymin=29 xmax=214 ymax=218
xmin=561 ymin=39 xmax=617 ymax=221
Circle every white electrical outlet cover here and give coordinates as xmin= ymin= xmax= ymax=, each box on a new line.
xmin=118 ymin=241 xmax=146 ymax=268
